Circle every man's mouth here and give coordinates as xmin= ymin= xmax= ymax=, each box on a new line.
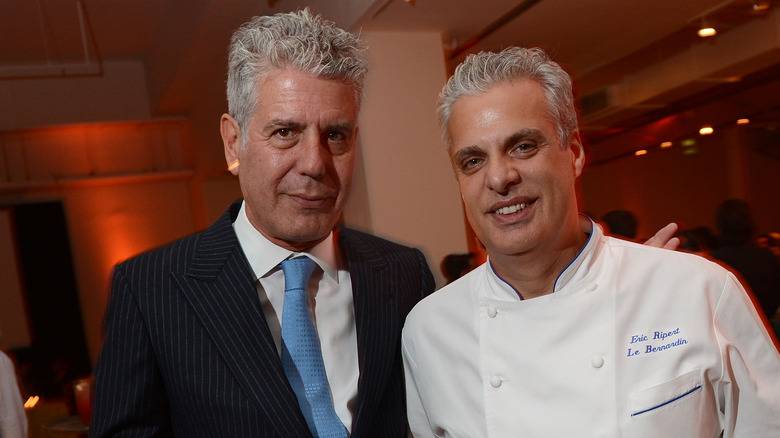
xmin=287 ymin=192 xmax=336 ymax=208
xmin=495 ymin=202 xmax=530 ymax=215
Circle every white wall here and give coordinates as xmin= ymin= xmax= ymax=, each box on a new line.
xmin=352 ymin=31 xmax=468 ymax=287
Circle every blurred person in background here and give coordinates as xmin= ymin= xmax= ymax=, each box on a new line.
xmin=601 ymin=209 xmax=638 ymax=241
xmin=711 ymin=199 xmax=780 ymax=320
xmin=677 ymin=226 xmax=718 ymax=256
xmin=757 ymin=232 xmax=780 ymax=260
xmin=440 ymin=253 xmax=477 ymax=284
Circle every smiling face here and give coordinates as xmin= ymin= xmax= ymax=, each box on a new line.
xmin=221 ymin=68 xmax=358 ymax=251
xmin=447 ymin=79 xmax=585 ymax=260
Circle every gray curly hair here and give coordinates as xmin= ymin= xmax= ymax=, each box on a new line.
xmin=226 ymin=8 xmax=369 ymax=140
xmin=437 ymin=47 xmax=578 ymax=149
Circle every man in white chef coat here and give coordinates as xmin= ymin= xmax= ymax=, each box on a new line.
xmin=401 ymin=46 xmax=780 ymax=437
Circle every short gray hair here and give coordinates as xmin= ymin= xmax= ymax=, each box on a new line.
xmin=226 ymin=8 xmax=369 ymax=137
xmin=437 ymin=47 xmax=578 ymax=148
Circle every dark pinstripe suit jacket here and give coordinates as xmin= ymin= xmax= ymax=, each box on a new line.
xmin=91 ymin=202 xmax=435 ymax=437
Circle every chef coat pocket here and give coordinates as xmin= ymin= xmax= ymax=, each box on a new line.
xmin=625 ymin=368 xmax=719 ymax=438
xmin=626 ymin=369 xmax=717 ymax=437
xmin=626 ymin=369 xmax=716 ymax=437
xmin=629 ymin=369 xmax=701 ymax=417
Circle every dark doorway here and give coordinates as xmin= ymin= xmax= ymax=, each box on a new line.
xmin=7 ymin=201 xmax=91 ymax=399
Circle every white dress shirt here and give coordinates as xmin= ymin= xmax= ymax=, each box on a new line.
xmin=403 ymin=218 xmax=780 ymax=437
xmin=233 ymin=202 xmax=359 ymax=432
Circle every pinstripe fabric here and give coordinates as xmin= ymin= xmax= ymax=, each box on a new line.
xmin=91 ymin=202 xmax=435 ymax=437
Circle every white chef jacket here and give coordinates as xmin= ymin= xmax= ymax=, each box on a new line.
xmin=402 ymin=219 xmax=780 ymax=437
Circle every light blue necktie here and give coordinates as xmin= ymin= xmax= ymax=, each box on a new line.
xmin=280 ymin=257 xmax=348 ymax=438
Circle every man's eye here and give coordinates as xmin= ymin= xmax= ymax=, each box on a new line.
xmin=326 ymin=131 xmax=352 ymax=155
xmin=275 ymin=128 xmax=293 ymax=138
xmin=462 ymin=158 xmax=481 ymax=169
xmin=327 ymin=131 xmax=346 ymax=142
xmin=512 ymin=142 xmax=538 ymax=155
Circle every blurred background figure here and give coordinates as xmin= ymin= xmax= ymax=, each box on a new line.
xmin=711 ymin=199 xmax=780 ymax=320
xmin=1 ymin=329 xmax=28 ymax=438
xmin=601 ymin=210 xmax=638 ymax=241
xmin=758 ymin=232 xmax=780 ymax=260
xmin=441 ymin=253 xmax=477 ymax=284
xmin=678 ymin=226 xmax=718 ymax=255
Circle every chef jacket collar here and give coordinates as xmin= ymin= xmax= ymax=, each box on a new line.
xmin=552 ymin=215 xmax=598 ymax=292
xmin=485 ymin=214 xmax=598 ymax=300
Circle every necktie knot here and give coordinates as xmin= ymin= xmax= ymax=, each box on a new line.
xmin=281 ymin=256 xmax=317 ymax=291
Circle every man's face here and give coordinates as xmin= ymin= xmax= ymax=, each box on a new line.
xmin=447 ymin=79 xmax=584 ymax=258
xmin=222 ymin=68 xmax=358 ymax=251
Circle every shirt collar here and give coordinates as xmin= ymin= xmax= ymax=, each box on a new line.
xmin=232 ymin=201 xmax=341 ymax=282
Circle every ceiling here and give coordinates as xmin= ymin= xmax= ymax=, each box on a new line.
xmin=2 ymin=0 xmax=779 ymax=162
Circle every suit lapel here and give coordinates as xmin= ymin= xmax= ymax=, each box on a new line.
xmin=340 ymin=229 xmax=401 ymax=436
xmin=173 ymin=205 xmax=311 ymax=437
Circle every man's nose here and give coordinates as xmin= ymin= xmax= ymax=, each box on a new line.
xmin=297 ymin=134 xmax=330 ymax=179
xmin=485 ymin=156 xmax=521 ymax=194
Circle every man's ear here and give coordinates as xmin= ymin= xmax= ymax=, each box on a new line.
xmin=570 ymin=131 xmax=586 ymax=178
xmin=221 ymin=113 xmax=241 ymax=175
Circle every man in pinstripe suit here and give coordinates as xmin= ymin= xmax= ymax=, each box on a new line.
xmin=91 ymin=9 xmax=435 ymax=437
